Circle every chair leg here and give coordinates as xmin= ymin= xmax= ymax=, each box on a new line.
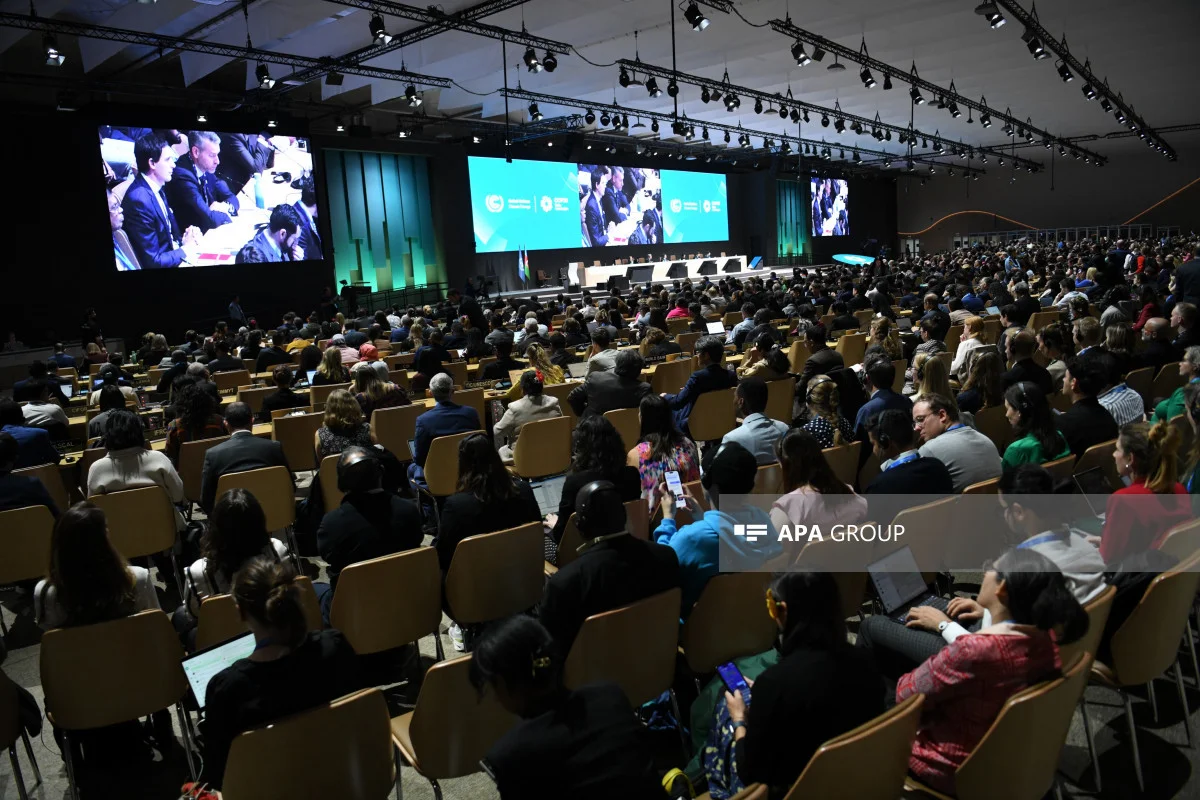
xmin=1 ymin=612 xmax=8 ymax=636
xmin=174 ymin=703 xmax=198 ymax=781
xmin=433 ymin=630 xmax=445 ymax=662
xmin=1147 ymin=679 xmax=1159 ymax=724
xmin=1185 ymin=627 xmax=1200 ymax=689
xmin=1123 ymin=690 xmax=1145 ymax=792
xmin=430 ymin=778 xmax=443 ymax=800
xmin=394 ymin=747 xmax=403 ymax=800
xmin=20 ymin=731 xmax=41 ymax=786
xmin=61 ymin=730 xmax=81 ymax=800
xmin=668 ymin=688 xmax=690 ymax=759
xmin=168 ymin=549 xmax=185 ymax=594
xmin=1175 ymin=659 xmax=1193 ymax=748
xmin=1078 ymin=697 xmax=1102 ymax=791
xmin=8 ymin=745 xmax=29 ymax=800
xmin=1052 ymin=777 xmax=1064 ymax=800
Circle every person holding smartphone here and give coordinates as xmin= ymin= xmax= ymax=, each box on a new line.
xmin=704 ymin=570 xmax=884 ymax=798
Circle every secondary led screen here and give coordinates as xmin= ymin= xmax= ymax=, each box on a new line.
xmin=469 ymin=155 xmax=728 ymax=252
xmin=811 ymin=177 xmax=849 ymax=236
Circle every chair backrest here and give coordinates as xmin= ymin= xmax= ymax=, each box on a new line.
xmin=651 ymin=358 xmax=695 ymax=395
xmin=272 ymin=411 xmax=324 ymax=472
xmin=822 ymin=441 xmax=862 ymax=490
xmin=962 ymin=476 xmax=1001 ymax=495
xmin=318 ymin=454 xmax=344 ymax=511
xmin=765 ymin=378 xmax=795 ymax=423
xmin=604 ymin=407 xmax=642 ymax=453
xmin=1123 ymin=366 xmax=1155 ymax=408
xmin=235 ymin=386 xmax=275 ymax=416
xmin=1107 ymin=552 xmax=1200 ymax=686
xmin=543 ymin=382 xmax=578 ymax=425
xmin=1072 ymin=438 xmax=1120 ymax=491
xmin=223 ymin=688 xmax=394 ymax=800
xmin=443 ymin=360 xmax=469 ymax=386
xmin=835 ymin=333 xmax=867 ymax=366
xmin=1040 ymin=453 xmax=1076 ymax=482
xmin=676 ymin=331 xmax=702 ymax=354
xmin=564 ymin=588 xmax=682 ymax=707
xmin=40 ymin=610 xmax=187 ymax=730
xmin=782 ymin=695 xmax=924 ymax=800
xmin=973 ymin=405 xmax=1011 ymax=454
xmin=1152 ymin=361 xmax=1185 ymax=400
xmin=215 ymin=370 xmax=252 ymax=392
xmin=88 ymin=485 xmax=176 ymax=560
xmin=954 ymin=653 xmax=1093 ymax=800
xmin=1156 ymin=518 xmax=1200 ymax=561
xmin=787 ymin=340 xmax=812 ymax=374
xmin=408 ymin=655 xmax=518 ymax=779
xmin=882 ymin=496 xmax=957 ymax=581
xmin=944 ymin=325 xmax=964 ymax=353
xmin=330 ymin=548 xmax=441 ymax=657
xmin=371 ymin=404 xmax=427 ymax=461
xmin=688 ymin=388 xmax=737 ymax=441
xmin=13 ymin=461 xmax=71 ymax=511
xmin=179 ymin=435 xmax=231 ymax=505
xmin=1058 ymin=585 xmax=1116 ymax=669
xmin=722 ymin=310 xmax=742 ymax=328
xmin=77 ymin=446 xmax=109 ymax=493
xmin=216 ymin=466 xmax=296 ymax=531
xmin=310 ymin=382 xmax=352 ymax=407
xmin=444 ymin=521 xmax=544 ymax=624
xmin=753 ymin=462 xmax=782 ymax=495
xmin=424 ymin=430 xmax=485 ymax=496
xmin=195 ymin=577 xmax=323 ymax=651
xmin=271 ymin=406 xmax=315 ymax=420
xmin=511 ymin=416 xmax=573 ymax=478
xmin=453 ymin=388 xmax=486 ymax=429
xmin=0 ymin=504 xmax=55 ymax=584
xmin=853 ymin=309 xmax=874 ymax=330
xmin=680 ymin=574 xmax=775 ymax=673
xmin=890 ymin=360 xmax=908 ymax=393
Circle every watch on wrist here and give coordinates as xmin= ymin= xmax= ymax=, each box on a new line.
xmin=732 ymin=721 xmax=747 ymax=731
xmin=937 ymin=621 xmax=949 ymax=633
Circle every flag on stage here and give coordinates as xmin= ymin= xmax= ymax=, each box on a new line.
xmin=518 ymin=246 xmax=527 ymax=283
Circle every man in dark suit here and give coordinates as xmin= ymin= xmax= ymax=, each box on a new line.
xmin=1140 ymin=318 xmax=1177 ymax=373
xmin=165 ymin=131 xmax=239 ymax=234
xmin=122 ymin=133 xmax=201 ymax=269
xmin=569 ymin=350 xmax=652 ymax=419
xmin=601 ymin=166 xmax=630 ymax=227
xmin=584 ymin=167 xmax=610 ymax=247
xmin=919 ymin=294 xmax=952 ymax=342
xmin=664 ymin=335 xmax=737 ymax=437
xmin=1056 ymin=352 xmax=1119 ymax=458
xmin=796 ymin=325 xmax=844 ymax=396
xmin=199 ymin=402 xmax=290 ymax=513
xmin=292 ymin=175 xmax=323 ymax=260
xmin=237 ymin=204 xmax=304 ymax=263
xmin=538 ymin=479 xmax=680 ymax=652
xmin=206 ymin=340 xmax=244 ymax=374
xmin=481 ymin=339 xmax=524 ymax=381
xmin=1171 ymin=302 xmax=1200 ymax=358
xmin=1001 ymin=330 xmax=1054 ymax=396
xmin=853 ymin=357 xmax=912 ymax=443
xmin=863 ymin=410 xmax=953 ymax=524
xmin=217 ymin=132 xmax=274 ymax=194
xmin=315 ymin=447 xmax=422 ymax=622
xmin=1174 ymin=245 xmax=1200 ymax=309
xmin=1010 ymin=282 xmax=1041 ymax=325
xmin=0 ymin=432 xmax=59 ymax=515
xmin=407 ymin=374 xmax=481 ymax=491
xmin=156 ymin=350 xmax=189 ymax=393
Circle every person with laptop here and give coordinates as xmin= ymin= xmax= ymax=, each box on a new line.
xmin=913 ymin=394 xmax=1002 ymax=492
xmin=568 ymin=350 xmax=652 ymax=421
xmin=1055 ymin=350 xmax=1119 ymax=458
xmin=199 ymin=557 xmax=362 ymax=790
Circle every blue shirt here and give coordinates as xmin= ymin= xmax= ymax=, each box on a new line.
xmin=720 ymin=413 xmax=789 ymax=465
xmin=961 ymin=293 xmax=985 ymax=313
xmin=853 ymin=389 xmax=913 ymax=442
xmin=49 ymin=352 xmax=77 ymax=369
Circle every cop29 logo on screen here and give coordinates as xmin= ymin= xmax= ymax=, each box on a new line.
xmin=485 ymin=194 xmax=505 ymax=213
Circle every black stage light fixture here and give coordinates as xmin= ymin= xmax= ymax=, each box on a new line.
xmin=542 ymin=52 xmax=558 ymax=73
xmin=778 ymin=105 xmax=788 ymax=119
xmin=196 ymin=111 xmax=207 ymax=123
xmin=369 ymin=14 xmax=392 ymax=44
xmin=256 ymin=62 xmax=274 ymax=88
xmin=1055 ymin=60 xmax=1073 ymax=82
xmin=811 ymin=45 xmax=826 ymax=62
xmin=789 ymin=107 xmax=800 ymax=123
xmin=948 ymin=100 xmax=961 ymax=118
xmin=667 ymin=79 xmax=679 ymax=97
xmin=701 ymin=86 xmax=710 ymax=103
xmin=619 ymin=66 xmax=632 ymax=87
xmin=834 ymin=118 xmax=846 ymax=134
xmin=820 ymin=113 xmax=829 ymax=127
xmin=336 ymin=118 xmax=346 ymax=133
xmin=724 ymin=129 xmax=731 ymax=143
xmin=791 ymin=41 xmax=811 ymax=66
xmin=523 ymin=47 xmax=542 ymax=72
xmin=646 ymin=77 xmax=662 ymax=98
xmin=724 ymin=94 xmax=740 ymax=111
xmin=980 ymin=111 xmax=991 ymax=128
xmin=1099 ymin=96 xmax=1113 ymax=112
xmin=910 ymin=86 xmax=925 ymax=105
xmin=802 ymin=109 xmax=810 ymax=123
xmin=325 ymin=71 xmax=344 ymax=86
xmin=528 ymin=102 xmax=542 ymax=121
xmin=851 ymin=121 xmax=863 ymax=135
xmin=853 ymin=151 xmax=862 ymax=163
xmin=1022 ymin=29 xmax=1048 ymax=60
xmin=651 ymin=118 xmax=659 ymax=132
xmin=584 ymin=109 xmax=596 ymax=124
xmin=1081 ymin=81 xmax=1096 ymax=100
xmin=974 ymin=1 xmax=1006 ymax=28
xmin=600 ymin=111 xmax=611 ymax=126
xmin=754 ymin=98 xmax=763 ymax=114
xmin=781 ymin=142 xmax=791 ymax=155
xmin=405 ymin=85 xmax=422 ymax=107
xmin=702 ymin=126 xmax=710 ymax=140
xmin=859 ymin=66 xmax=877 ymax=89
xmin=883 ymin=73 xmax=892 ymax=90
xmin=684 ymin=3 xmax=709 ymax=31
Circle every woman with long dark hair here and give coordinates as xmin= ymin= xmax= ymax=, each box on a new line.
xmin=164 ymin=382 xmax=224 ymax=464
xmin=547 ymin=416 xmax=641 ymax=553
xmin=628 ymin=393 xmax=700 ymax=507
xmin=464 ymin=326 xmax=494 ymax=360
xmin=705 ymin=570 xmax=884 ymax=797
xmin=292 ymin=344 xmax=322 ymax=386
xmin=1001 ymin=382 xmax=1071 ymax=469
xmin=1131 ymin=284 xmax=1161 ymax=333
xmin=184 ymin=488 xmax=289 ymax=613
xmin=353 ymin=361 xmax=410 ymax=419
xmin=956 ymin=350 xmax=1004 ymax=414
xmin=769 ymin=429 xmax=866 ymax=533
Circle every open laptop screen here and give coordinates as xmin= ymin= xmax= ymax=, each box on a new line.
xmin=867 ymin=547 xmax=929 ymax=615
xmin=706 ymin=321 xmax=725 ymax=335
xmin=181 ymin=632 xmax=255 ymax=709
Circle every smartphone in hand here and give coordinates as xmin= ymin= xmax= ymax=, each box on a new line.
xmin=665 ymin=469 xmax=685 ymax=499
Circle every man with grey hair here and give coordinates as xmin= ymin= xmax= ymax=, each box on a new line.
xmin=167 ymin=129 xmax=239 ymax=233
xmin=407 ymin=372 xmax=480 ymax=492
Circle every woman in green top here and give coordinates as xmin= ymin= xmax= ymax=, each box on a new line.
xmin=1002 ymin=382 xmax=1071 ymax=470
xmin=1182 ymin=383 xmax=1200 ymax=493
xmin=1152 ymin=346 xmax=1200 ymax=423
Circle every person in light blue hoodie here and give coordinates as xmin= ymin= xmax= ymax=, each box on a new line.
xmin=653 ymin=441 xmax=779 ymax=618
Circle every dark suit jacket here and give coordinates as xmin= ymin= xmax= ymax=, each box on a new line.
xmin=0 ymin=474 xmax=59 ymax=516
xmin=256 ymin=347 xmax=291 ymax=373
xmin=258 ymin=388 xmax=309 ymax=423
xmin=1012 ymin=296 xmax=1042 ymax=325
xmin=199 ymin=431 xmax=290 ymax=513
xmin=1174 ymin=327 xmax=1200 ymax=360
xmin=1141 ymin=339 xmax=1177 ymax=374
xmin=601 ymin=185 xmax=629 ymax=227
xmin=664 ymin=363 xmax=738 ymax=436
xmin=568 ymin=372 xmax=652 ymax=419
xmin=482 ymin=358 xmax=525 ymax=381
xmin=436 ymin=482 xmax=541 ymax=573
xmin=1002 ymin=358 xmax=1054 ymax=396
xmin=293 ymin=202 xmax=323 ymax=260
xmin=864 ymin=456 xmax=953 ymax=524
xmin=218 ymin=133 xmax=273 ymax=193
xmin=412 ymin=401 xmax=480 ymax=467
xmin=122 ymin=173 xmax=185 ymax=270
xmin=538 ymin=534 xmax=680 ymax=652
xmin=920 ymin=309 xmax=952 ymax=342
xmin=239 ymin=229 xmax=290 ymax=264
xmin=166 ymin=154 xmax=238 ymax=233
xmin=797 ymin=348 xmax=845 ymax=395
xmin=208 ymin=356 xmax=245 ymax=374
xmin=1176 ymin=260 xmax=1200 ymax=308
xmin=317 ymin=490 xmax=422 ymax=590
xmin=1056 ymin=397 xmax=1119 ymax=458
xmin=584 ymin=193 xmax=607 ymax=247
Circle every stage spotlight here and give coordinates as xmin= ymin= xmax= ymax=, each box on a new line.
xmin=851 ymin=121 xmax=863 ymax=135
xmin=542 ymin=51 xmax=558 ymax=73
xmin=974 ymin=1 xmax=1006 ymax=28
xmin=369 ymin=14 xmax=392 ymax=44
xmin=1081 ymin=82 xmax=1096 ymax=100
xmin=619 ymin=66 xmax=632 ymax=87
xmin=325 ymin=71 xmax=344 ymax=86
xmin=1055 ymin=60 xmax=1073 ymax=82
xmin=472 ymin=135 xmax=481 ymax=143
xmin=684 ymin=3 xmax=709 ymax=31
xmin=724 ymin=130 xmax=731 ymax=143
xmin=791 ymin=41 xmax=811 ymax=66
xmin=1043 ymin=138 xmax=1052 ymax=149
xmin=789 ymin=108 xmax=800 ymax=123
xmin=1002 ymin=121 xmax=1013 ymax=136
xmin=811 ymin=45 xmax=825 ymax=62
xmin=702 ymin=126 xmax=709 ymax=140
xmin=636 ymin=143 xmax=646 ymax=154
xmin=1115 ymin=108 xmax=1127 ymax=123
xmin=1022 ymin=30 xmax=1048 ymax=60
xmin=710 ymin=86 xmax=722 ymax=103
xmin=980 ymin=153 xmax=988 ymax=163
xmin=859 ymin=66 xmax=877 ymax=89
xmin=936 ymin=95 xmax=946 ymax=110
xmin=997 ymin=157 xmax=1004 ymax=166
xmin=687 ymin=125 xmax=695 ymax=140
xmin=1024 ymin=129 xmax=1034 ymax=143
xmin=405 ymin=85 xmax=422 ymax=107
xmin=701 ymin=86 xmax=710 ymax=103
xmin=853 ymin=151 xmax=861 ymax=163
xmin=1099 ymin=97 xmax=1112 ymax=112
xmin=726 ymin=94 xmax=740 ymax=111
xmin=584 ymin=109 xmax=596 ymax=124
xmin=834 ymin=118 xmax=845 ymax=134
xmin=820 ymin=113 xmax=829 ymax=127
xmin=646 ymin=78 xmax=662 ymax=98
xmin=256 ymin=62 xmax=274 ymax=89
xmin=523 ymin=47 xmax=542 ymax=73
xmin=667 ymin=79 xmax=679 ymax=97
xmin=781 ymin=142 xmax=791 ymax=155
xmin=607 ymin=144 xmax=617 ymax=154
xmin=802 ymin=109 xmax=810 ymax=123
xmin=778 ymin=105 xmax=788 ymax=119
xmin=651 ymin=118 xmax=659 ymax=133
xmin=1058 ymin=144 xmax=1066 ymax=156
xmin=910 ymin=86 xmax=925 ymax=105
xmin=196 ymin=111 xmax=207 ymax=123
xmin=948 ymin=100 xmax=961 ymax=118
xmin=546 ymin=141 xmax=553 ymax=147
xmin=754 ymin=98 xmax=763 ymax=114
xmin=336 ymin=118 xmax=346 ymax=133
xmin=528 ymin=102 xmax=542 ymax=121
xmin=883 ymin=73 xmax=892 ymax=90
xmin=600 ymin=111 xmax=611 ymax=126
xmin=980 ymin=111 xmax=991 ymax=128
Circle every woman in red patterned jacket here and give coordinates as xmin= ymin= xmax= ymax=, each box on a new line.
xmin=897 ymin=548 xmax=1088 ymax=794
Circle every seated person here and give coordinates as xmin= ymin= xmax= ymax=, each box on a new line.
xmin=0 ymin=400 xmax=61 ymax=469
xmin=735 ymin=336 xmax=789 ymax=382
xmin=314 ymin=389 xmax=375 ymax=461
xmin=1001 ymin=383 xmax=1071 ymax=470
xmin=87 ymin=365 xmax=137 ymax=408
xmin=257 ymin=365 xmax=308 ymax=422
xmin=255 ymin=330 xmax=292 ymax=373
xmin=768 ymin=428 xmax=867 ymax=538
xmin=628 ymin=394 xmax=701 ymax=508
xmin=548 ymin=332 xmax=580 ymax=368
xmin=87 ymin=411 xmax=185 ymax=520
xmin=863 ymin=408 xmax=954 ymax=524
xmin=207 ymin=340 xmax=245 ymax=374
xmin=797 ymin=375 xmax=855 ymax=448
xmin=315 ymin=447 xmax=422 ymax=622
xmin=313 ymin=346 xmax=351 ymax=386
xmin=897 ymin=549 xmax=1087 ymax=794
xmin=854 ymin=357 xmax=912 ymax=443
xmin=407 ymin=373 xmax=480 ymax=491
xmin=200 ymin=558 xmax=362 ymax=789
xmin=353 ymin=361 xmax=410 ymax=420
xmin=568 ymin=349 xmax=652 ymax=420
xmin=471 ymin=616 xmax=661 ymax=800
xmin=157 ymin=350 xmax=190 ymax=393
xmin=1056 ymin=350 xmax=1119 ymax=458
xmin=705 ymin=571 xmax=884 ymax=799
xmin=913 ymin=394 xmax=1002 ymax=492
xmin=663 ymin=335 xmax=737 ymax=438
xmin=165 ymin=382 xmax=226 ymax=464
xmin=0 ymin=432 xmax=59 ymax=515
xmin=720 ymin=378 xmax=789 ymax=465
xmin=20 ymin=380 xmax=69 ymax=439
xmin=482 ymin=338 xmax=524 ymax=382
xmin=35 ymin=502 xmax=160 ymax=629
xmin=199 ymin=402 xmax=290 ymax=514
xmin=494 ymin=371 xmax=563 ymax=461
xmin=538 ymin=479 xmax=680 ymax=652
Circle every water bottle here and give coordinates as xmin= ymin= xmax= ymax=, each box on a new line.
xmin=254 ymin=174 xmax=266 ymax=209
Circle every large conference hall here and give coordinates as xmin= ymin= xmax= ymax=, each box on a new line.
xmin=2 ymin=0 xmax=1200 ymax=797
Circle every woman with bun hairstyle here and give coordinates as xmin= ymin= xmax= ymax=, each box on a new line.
xmin=470 ymin=615 xmax=661 ymax=799
xmin=200 ymin=557 xmax=361 ymax=789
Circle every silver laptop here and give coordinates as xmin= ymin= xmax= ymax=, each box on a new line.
xmin=57 ymin=383 xmax=73 ymax=401
xmin=182 ymin=632 xmax=256 ymax=709
xmin=530 ymin=475 xmax=567 ymax=516
xmin=305 ymin=369 xmax=317 ymax=385
xmin=706 ymin=321 xmax=725 ymax=335
xmin=867 ymin=546 xmax=946 ymax=621
xmin=566 ymin=362 xmax=590 ymax=379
